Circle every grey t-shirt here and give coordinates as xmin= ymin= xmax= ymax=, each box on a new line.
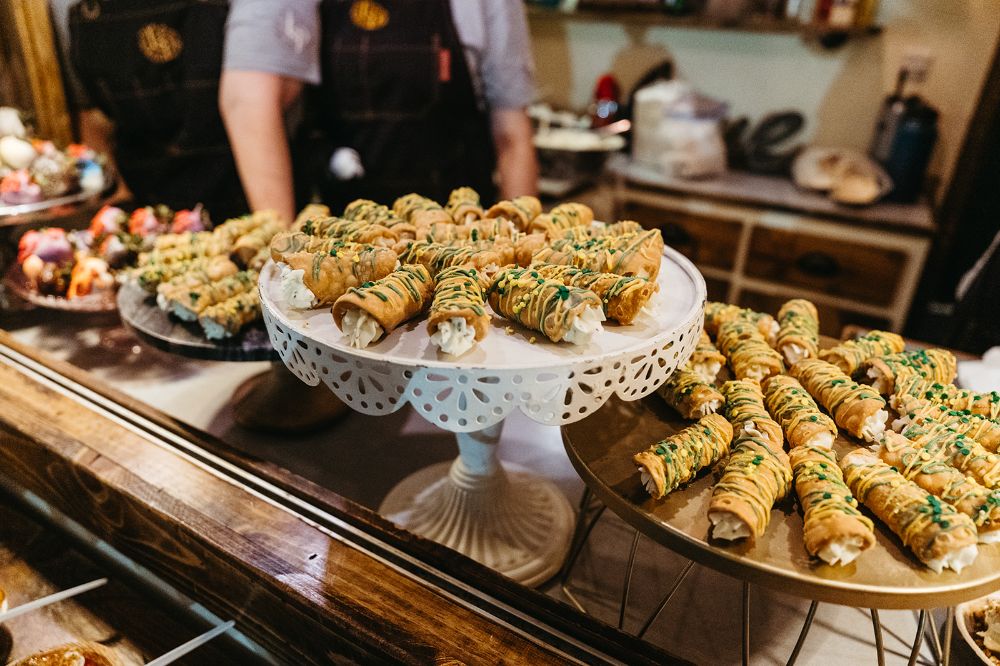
xmin=223 ymin=0 xmax=536 ymax=110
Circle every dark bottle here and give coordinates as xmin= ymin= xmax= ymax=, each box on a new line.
xmin=884 ymin=101 xmax=938 ymax=203
xmin=869 ymin=67 xmax=908 ymax=163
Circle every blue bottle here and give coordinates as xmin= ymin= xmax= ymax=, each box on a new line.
xmin=884 ymin=100 xmax=938 ymax=203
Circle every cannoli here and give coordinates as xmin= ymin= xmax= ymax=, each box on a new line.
xmin=709 ymin=435 xmax=792 ymax=541
xmin=247 ymin=245 xmax=270 ymax=271
xmin=894 ymin=375 xmax=1000 ymax=419
xmin=531 ymin=264 xmax=656 ymax=325
xmin=139 ymin=235 xmax=227 ymax=266
xmin=166 ymin=270 xmax=257 ymax=322
xmin=231 ymin=221 xmax=282 ymax=266
xmin=393 ymin=193 xmax=453 ymax=226
xmin=634 ymin=413 xmax=734 ymax=499
xmin=589 ymin=220 xmax=643 ymax=238
xmin=763 ymin=374 xmax=838 ymax=449
xmin=840 ymin=449 xmax=979 ymax=573
xmin=877 ymin=431 xmax=1000 ymax=543
xmin=417 ymin=218 xmax=516 ymax=243
xmin=153 ymin=256 xmax=239 ymax=304
xmin=427 ymin=266 xmax=490 ymax=356
xmin=212 ymin=211 xmax=272 ymax=243
xmin=791 ymin=358 xmax=887 ymax=442
xmin=894 ymin=392 xmax=1000 ymax=452
xmin=514 ymin=233 xmax=549 ymax=267
xmin=776 ymin=298 xmax=819 ymax=365
xmin=689 ymin=331 xmax=726 ymax=383
xmin=136 ymin=255 xmax=237 ymax=292
xmin=716 ymin=319 xmax=785 ymax=382
xmin=703 ymin=302 xmax=779 ymax=343
xmin=300 ymin=216 xmax=398 ymax=247
xmin=279 ymin=245 xmax=398 ymax=308
xmin=292 ymin=203 xmax=331 ymax=230
xmin=531 ymin=230 xmax=664 ymax=280
xmin=550 ymin=202 xmax=594 ymax=227
xmin=485 ymin=195 xmax=541 ymax=230
xmin=398 ymin=241 xmax=506 ymax=276
xmin=342 ymin=198 xmax=416 ymax=237
xmin=487 ymin=267 xmax=605 ymax=345
xmin=864 ymin=348 xmax=958 ymax=396
xmin=895 ymin=417 xmax=1000 ymax=490
xmin=818 ymin=329 xmax=905 ymax=376
xmin=529 ymin=213 xmax=583 ymax=240
xmin=198 ymin=289 xmax=260 ymax=340
xmin=721 ymin=379 xmax=784 ymax=447
xmin=789 ymin=445 xmax=875 ymax=565
xmin=154 ymin=230 xmax=212 ymax=251
xmin=446 ymin=187 xmax=483 ymax=222
xmin=332 ymin=264 xmax=434 ymax=348
xmin=270 ymin=232 xmax=363 ymax=263
xmin=656 ymin=368 xmax=724 ymax=420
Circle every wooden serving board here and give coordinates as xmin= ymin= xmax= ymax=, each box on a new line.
xmin=117 ymin=280 xmax=276 ymax=362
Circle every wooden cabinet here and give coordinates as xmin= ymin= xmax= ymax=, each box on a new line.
xmin=613 ymin=160 xmax=934 ymax=332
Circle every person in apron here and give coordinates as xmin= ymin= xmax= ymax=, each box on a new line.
xmin=59 ymin=0 xmax=248 ymax=220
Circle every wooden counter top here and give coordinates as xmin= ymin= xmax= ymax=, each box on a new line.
xmin=0 ymin=330 xmax=682 ymax=665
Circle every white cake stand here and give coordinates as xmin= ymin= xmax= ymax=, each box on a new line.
xmin=260 ymin=246 xmax=706 ymax=586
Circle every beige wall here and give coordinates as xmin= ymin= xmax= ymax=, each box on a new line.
xmin=529 ymin=1 xmax=1000 ymax=193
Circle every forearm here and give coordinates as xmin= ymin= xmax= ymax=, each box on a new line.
xmin=491 ymin=109 xmax=538 ymax=199
xmin=219 ymin=71 xmax=300 ymax=224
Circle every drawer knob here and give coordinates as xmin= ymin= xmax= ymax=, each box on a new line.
xmin=795 ymin=251 xmax=840 ymax=277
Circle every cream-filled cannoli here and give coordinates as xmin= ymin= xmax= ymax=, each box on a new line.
xmin=292 ymin=203 xmax=331 ymax=231
xmin=703 ymin=302 xmax=779 ymax=343
xmin=877 ymin=431 xmax=1000 ymax=543
xmin=153 ymin=230 xmax=212 ymax=251
xmin=211 ymin=211 xmax=271 ymax=243
xmin=198 ymin=290 xmax=260 ymax=340
xmin=634 ymin=413 xmax=734 ymax=500
xmin=514 ymin=233 xmax=548 ymax=267
xmin=393 ymin=193 xmax=453 ymax=226
xmin=154 ymin=256 xmax=239 ymax=304
xmin=709 ymin=436 xmax=792 ymax=541
xmin=894 ymin=392 xmax=1000 ymax=452
xmin=656 ymin=369 xmax=724 ymax=420
xmin=140 ymin=235 xmax=227 ymax=266
xmin=417 ymin=218 xmax=516 ymax=243
xmin=721 ymin=379 xmax=784 ymax=448
xmin=485 ymin=195 xmax=541 ymax=231
xmin=530 ymin=213 xmax=583 ymax=240
xmin=488 ymin=267 xmax=605 ymax=345
xmin=864 ymin=348 xmax=958 ymax=396
xmin=531 ymin=264 xmax=656 ymax=325
xmin=776 ymin=298 xmax=819 ymax=365
xmin=763 ymin=374 xmax=838 ymax=449
xmin=269 ymin=232 xmax=364 ymax=263
xmin=279 ymin=245 xmax=398 ymax=308
xmin=300 ymin=216 xmax=399 ymax=247
xmin=840 ymin=449 xmax=979 ymax=573
xmin=689 ymin=331 xmax=726 ymax=384
xmin=895 ymin=417 xmax=1000 ymax=490
xmin=550 ymin=202 xmax=594 ymax=227
xmin=791 ymin=358 xmax=887 ymax=442
xmin=818 ymin=330 xmax=905 ymax=376
xmin=446 ymin=187 xmax=483 ymax=222
xmin=716 ymin=319 xmax=785 ymax=382
xmin=790 ymin=445 xmax=875 ymax=565
xmin=893 ymin=375 xmax=1000 ymax=419
xmin=231 ymin=221 xmax=282 ymax=267
xmin=167 ymin=270 xmax=257 ymax=322
xmin=247 ymin=245 xmax=270 ymax=271
xmin=589 ymin=220 xmax=643 ymax=238
xmin=342 ymin=199 xmax=415 ymax=238
xmin=398 ymin=241 xmax=506 ymax=276
xmin=332 ymin=264 xmax=435 ymax=348
xmin=427 ymin=266 xmax=490 ymax=356
xmin=136 ymin=254 xmax=238 ymax=292
xmin=531 ymin=230 xmax=664 ymax=280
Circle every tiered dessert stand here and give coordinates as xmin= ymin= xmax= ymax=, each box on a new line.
xmin=260 ymin=246 xmax=706 ymax=585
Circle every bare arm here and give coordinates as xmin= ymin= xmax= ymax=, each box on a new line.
xmin=219 ymin=70 xmax=302 ymax=224
xmin=491 ymin=108 xmax=538 ymax=199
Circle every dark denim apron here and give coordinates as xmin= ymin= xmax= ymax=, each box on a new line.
xmin=315 ymin=0 xmax=497 ymax=209
xmin=69 ymin=0 xmax=248 ymax=220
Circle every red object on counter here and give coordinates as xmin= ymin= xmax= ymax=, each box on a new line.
xmin=591 ymin=73 xmax=621 ymax=128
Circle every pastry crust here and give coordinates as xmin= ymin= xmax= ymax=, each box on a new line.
xmin=333 ymin=264 xmax=435 ymax=337
xmin=393 ymin=193 xmax=453 ymax=226
xmin=167 ymin=270 xmax=257 ymax=321
xmin=270 ymin=232 xmax=364 ymax=263
xmin=487 ymin=267 xmax=603 ymax=343
xmin=282 ymin=246 xmax=398 ymax=306
xmin=530 ymin=229 xmax=664 ymax=280
xmin=589 ymin=220 xmax=643 ymax=238
xmin=840 ymin=449 xmax=978 ymax=570
xmin=198 ymin=289 xmax=260 ymax=339
xmin=775 ymin=298 xmax=820 ymax=365
xmin=292 ymin=203 xmax=331 ymax=230
xmin=531 ymin=264 xmax=656 ymax=324
xmin=789 ymin=445 xmax=875 ymax=562
xmin=763 ymin=374 xmax=838 ymax=449
xmin=864 ymin=348 xmax=958 ymax=396
xmin=895 ymin=392 xmax=1000 ymax=453
xmin=656 ymin=368 xmax=724 ymax=420
xmin=709 ymin=435 xmax=792 ymax=541
xmin=717 ymin=319 xmax=785 ymax=382
xmin=818 ymin=330 xmax=904 ymax=376
xmin=703 ymin=302 xmax=777 ymax=342
xmin=513 ymin=233 xmax=548 ymax=267
xmin=894 ymin=375 xmax=1000 ymax=419
xmin=299 ymin=216 xmax=399 ymax=247
xmin=895 ymin=404 xmax=1000 ymax=489
xmin=446 ymin=187 xmax=483 ymax=222
xmin=398 ymin=241 xmax=506 ymax=276
xmin=633 ymin=413 xmax=734 ymax=499
xmin=416 ymin=218 xmax=516 ymax=243
xmin=721 ymin=379 xmax=784 ymax=448
xmin=790 ymin=358 xmax=886 ymax=441
xmin=484 ymin=195 xmax=541 ymax=230
xmin=427 ymin=266 xmax=490 ymax=341
xmin=689 ymin=331 xmax=726 ymax=383
xmin=8 ymin=642 xmax=123 ymax=666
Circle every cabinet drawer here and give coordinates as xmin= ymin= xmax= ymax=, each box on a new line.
xmin=739 ymin=290 xmax=891 ymax=338
xmin=706 ymin=277 xmax=729 ymax=302
xmin=745 ymin=227 xmax=907 ymax=306
xmin=622 ymin=202 xmax=740 ymax=270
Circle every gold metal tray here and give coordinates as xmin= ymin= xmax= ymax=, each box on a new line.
xmin=562 ymin=394 xmax=1000 ymax=609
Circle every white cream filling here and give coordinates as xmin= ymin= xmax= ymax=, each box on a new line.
xmin=891 ymin=415 xmax=911 ymax=432
xmin=693 ymin=360 xmax=722 ymax=383
xmin=278 ymin=263 xmax=317 ymax=309
xmin=156 ymin=291 xmax=170 ymax=310
xmin=744 ymin=366 xmax=768 ymax=382
xmin=698 ymin=399 xmax=722 ymax=417
xmin=806 ymin=432 xmax=835 ymax=449
xmin=709 ymin=511 xmax=751 ymax=541
xmin=860 ymin=410 xmax=888 ymax=442
xmin=978 ymin=529 xmax=1000 ymax=544
xmin=431 ymin=317 xmax=476 ymax=356
xmin=981 ymin=606 xmax=1000 ymax=652
xmin=818 ymin=536 xmax=865 ymax=566
xmin=867 ymin=367 xmax=892 ymax=395
xmin=639 ymin=469 xmax=658 ymax=496
xmin=341 ymin=308 xmax=383 ymax=348
xmin=562 ymin=306 xmax=605 ymax=345
xmin=765 ymin=320 xmax=780 ymax=345
xmin=201 ymin=319 xmax=227 ymax=341
xmin=926 ymin=543 xmax=978 ymax=574
xmin=171 ymin=302 xmax=198 ymax=322
xmin=782 ymin=343 xmax=810 ymax=365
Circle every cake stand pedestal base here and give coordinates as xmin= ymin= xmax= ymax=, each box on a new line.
xmin=233 ymin=363 xmax=350 ymax=434
xmin=380 ymin=423 xmax=575 ymax=588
